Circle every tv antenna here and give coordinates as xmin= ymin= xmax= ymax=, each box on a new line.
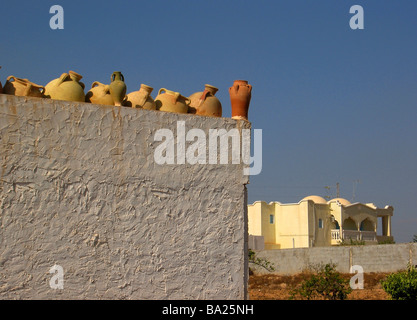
xmin=324 ymin=182 xmax=340 ymax=200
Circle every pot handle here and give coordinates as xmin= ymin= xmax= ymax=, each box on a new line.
xmin=92 ymin=81 xmax=110 ymax=93
xmin=6 ymin=75 xmax=16 ymax=83
xmin=199 ymin=89 xmax=211 ymax=101
xmin=184 ymin=96 xmax=191 ymax=106
xmin=158 ymin=88 xmax=167 ymax=95
xmin=57 ymin=73 xmax=70 ymax=86
xmin=111 ymin=73 xmax=124 ymax=82
xmin=247 ymin=83 xmax=253 ymax=93
xmin=91 ymin=81 xmax=103 ymax=88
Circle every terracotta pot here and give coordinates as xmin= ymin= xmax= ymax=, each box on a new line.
xmin=188 ymin=84 xmax=222 ymax=117
xmin=109 ymin=71 xmax=127 ymax=106
xmin=229 ymin=80 xmax=252 ymax=121
xmin=155 ymin=88 xmax=190 ymax=114
xmin=124 ymin=84 xmax=156 ymax=110
xmin=2 ymin=75 xmax=44 ymax=97
xmin=85 ymin=81 xmax=113 ymax=105
xmin=44 ymin=70 xmax=85 ymax=102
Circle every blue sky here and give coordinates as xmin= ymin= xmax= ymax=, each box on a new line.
xmin=1 ymin=1 xmax=416 ymax=243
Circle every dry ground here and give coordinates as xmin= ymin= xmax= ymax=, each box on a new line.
xmin=249 ymin=271 xmax=391 ymax=300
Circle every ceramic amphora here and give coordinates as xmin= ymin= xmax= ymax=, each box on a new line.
xmin=155 ymin=88 xmax=190 ymax=114
xmin=109 ymin=71 xmax=127 ymax=106
xmin=44 ymin=71 xmax=85 ymax=102
xmin=188 ymin=84 xmax=222 ymax=117
xmin=124 ymin=84 xmax=156 ymax=110
xmin=85 ymin=81 xmax=114 ymax=105
xmin=2 ymin=75 xmax=44 ymax=97
xmin=229 ymin=80 xmax=252 ymax=121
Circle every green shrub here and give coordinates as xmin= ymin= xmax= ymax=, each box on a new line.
xmin=248 ymin=249 xmax=275 ymax=272
xmin=290 ymin=263 xmax=352 ymax=300
xmin=381 ymin=265 xmax=417 ymax=300
xmin=339 ymin=238 xmax=365 ymax=246
xmin=378 ymin=239 xmax=396 ymax=244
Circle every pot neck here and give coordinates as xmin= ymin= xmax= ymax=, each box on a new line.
xmin=112 ymin=72 xmax=124 ymax=82
xmin=204 ymin=84 xmax=218 ymax=96
xmin=140 ymin=84 xmax=153 ymax=94
xmin=68 ymin=71 xmax=82 ymax=82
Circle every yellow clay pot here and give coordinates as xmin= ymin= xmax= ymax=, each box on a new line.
xmin=188 ymin=84 xmax=222 ymax=117
xmin=44 ymin=70 xmax=85 ymax=102
xmin=124 ymin=84 xmax=156 ymax=110
xmin=2 ymin=75 xmax=44 ymax=97
xmin=85 ymin=81 xmax=114 ymax=105
xmin=155 ymin=88 xmax=190 ymax=114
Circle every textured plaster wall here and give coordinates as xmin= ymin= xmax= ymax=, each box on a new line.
xmin=0 ymin=94 xmax=249 ymax=299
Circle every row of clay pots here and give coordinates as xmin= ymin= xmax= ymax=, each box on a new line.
xmin=0 ymin=67 xmax=252 ymax=120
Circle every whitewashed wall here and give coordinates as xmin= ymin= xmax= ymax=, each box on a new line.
xmin=0 ymin=94 xmax=249 ymax=299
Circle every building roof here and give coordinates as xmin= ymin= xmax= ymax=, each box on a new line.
xmin=301 ymin=195 xmax=327 ymax=204
xmin=328 ymin=198 xmax=351 ymax=206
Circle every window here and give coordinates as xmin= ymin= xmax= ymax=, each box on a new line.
xmin=269 ymin=214 xmax=274 ymax=224
xmin=318 ymin=218 xmax=323 ymax=229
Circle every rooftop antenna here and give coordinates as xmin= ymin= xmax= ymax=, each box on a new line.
xmin=324 ymin=185 xmax=331 ymax=200
xmin=352 ymin=180 xmax=360 ymax=202
xmin=324 ymin=183 xmax=340 ymax=200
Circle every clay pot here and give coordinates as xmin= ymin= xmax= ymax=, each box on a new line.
xmin=44 ymin=71 xmax=85 ymax=102
xmin=109 ymin=71 xmax=127 ymax=106
xmin=188 ymin=84 xmax=222 ymax=117
xmin=2 ymin=75 xmax=44 ymax=97
xmin=229 ymin=80 xmax=252 ymax=121
xmin=85 ymin=81 xmax=113 ymax=105
xmin=124 ymin=84 xmax=156 ymax=110
xmin=155 ymin=88 xmax=190 ymax=114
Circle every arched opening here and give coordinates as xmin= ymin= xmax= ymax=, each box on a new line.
xmin=330 ymin=215 xmax=340 ymax=229
xmin=343 ymin=217 xmax=357 ymax=230
xmin=360 ymin=218 xmax=374 ymax=231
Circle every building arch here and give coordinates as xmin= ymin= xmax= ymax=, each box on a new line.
xmin=343 ymin=217 xmax=357 ymax=230
xmin=360 ymin=218 xmax=375 ymax=231
xmin=330 ymin=215 xmax=340 ymax=229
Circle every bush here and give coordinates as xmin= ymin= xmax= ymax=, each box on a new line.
xmin=381 ymin=265 xmax=417 ymax=300
xmin=248 ymin=249 xmax=275 ymax=272
xmin=290 ymin=263 xmax=352 ymax=300
xmin=378 ymin=239 xmax=396 ymax=244
xmin=339 ymin=238 xmax=365 ymax=246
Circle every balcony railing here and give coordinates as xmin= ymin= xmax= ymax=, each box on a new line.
xmin=331 ymin=229 xmax=340 ymax=241
xmin=331 ymin=229 xmax=377 ymax=244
